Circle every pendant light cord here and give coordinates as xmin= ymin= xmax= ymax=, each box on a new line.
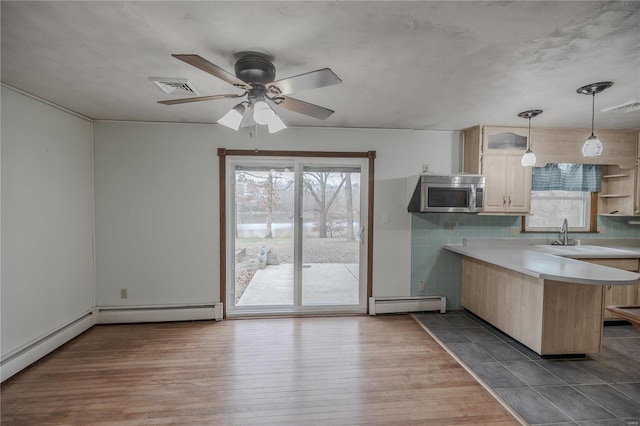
xmin=528 ymin=116 xmax=532 ymax=150
xmin=591 ymin=92 xmax=595 ymax=136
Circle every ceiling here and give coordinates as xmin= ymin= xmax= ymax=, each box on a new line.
xmin=2 ymin=1 xmax=639 ymax=131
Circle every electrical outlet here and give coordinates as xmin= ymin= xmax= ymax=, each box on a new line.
xmin=449 ymin=226 xmax=455 ymax=234
xmin=598 ymin=226 xmax=607 ymax=235
xmin=422 ymin=164 xmax=430 ymax=173
xmin=418 ymin=281 xmax=425 ymax=292
xmin=511 ymin=227 xmax=519 ymax=236
xmin=120 ymin=288 xmax=128 ymax=299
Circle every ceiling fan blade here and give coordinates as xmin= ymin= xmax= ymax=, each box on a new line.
xmin=267 ymin=68 xmax=341 ymax=95
xmin=274 ymin=96 xmax=335 ymax=120
xmin=172 ymin=54 xmax=252 ymax=89
xmin=158 ymin=94 xmax=244 ymax=105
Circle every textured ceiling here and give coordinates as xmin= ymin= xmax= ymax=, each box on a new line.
xmin=2 ymin=1 xmax=639 ymax=131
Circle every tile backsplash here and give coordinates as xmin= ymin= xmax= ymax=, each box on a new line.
xmin=410 ymin=214 xmax=640 ymax=309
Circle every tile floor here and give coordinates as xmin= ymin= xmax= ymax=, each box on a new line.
xmin=415 ymin=310 xmax=640 ymax=425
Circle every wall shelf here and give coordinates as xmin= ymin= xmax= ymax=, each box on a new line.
xmin=598 ymin=164 xmax=638 ymax=216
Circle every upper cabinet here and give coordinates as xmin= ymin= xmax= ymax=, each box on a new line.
xmin=598 ymin=164 xmax=638 ymax=216
xmin=533 ymin=128 xmax=638 ymax=169
xmin=482 ymin=154 xmax=532 ymax=213
xmin=463 ymin=126 xmax=530 ymax=173
xmin=464 ymin=125 xmax=640 ymax=216
xmin=594 ymin=132 xmax=640 ymax=217
xmin=463 ymin=126 xmax=532 ymax=214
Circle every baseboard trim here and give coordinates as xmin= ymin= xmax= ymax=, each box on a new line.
xmin=1 ymin=310 xmax=98 ymax=382
xmin=96 ymin=303 xmax=223 ymax=324
xmin=369 ymin=296 xmax=446 ymax=315
xmin=1 ymin=304 xmax=224 ymax=382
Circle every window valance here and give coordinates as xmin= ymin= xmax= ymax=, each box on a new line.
xmin=532 ymin=163 xmax=602 ymax=192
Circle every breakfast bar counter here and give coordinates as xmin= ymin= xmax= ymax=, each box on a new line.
xmin=444 ymin=240 xmax=640 ymax=286
xmin=444 ymin=238 xmax=640 ymax=356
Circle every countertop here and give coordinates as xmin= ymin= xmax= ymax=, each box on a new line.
xmin=444 ymin=238 xmax=640 ymax=286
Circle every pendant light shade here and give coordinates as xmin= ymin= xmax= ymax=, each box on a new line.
xmin=217 ymin=99 xmax=288 ymax=134
xmin=577 ymin=81 xmax=613 ymax=157
xmin=518 ymin=109 xmax=542 ymax=167
xmin=582 ymin=134 xmax=603 ymax=157
xmin=217 ymin=103 xmax=246 ymax=131
xmin=521 ymin=150 xmax=537 ymax=167
xmin=267 ymin=113 xmax=287 ymax=133
xmin=253 ymin=100 xmax=275 ymax=125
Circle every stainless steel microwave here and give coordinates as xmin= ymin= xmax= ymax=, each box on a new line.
xmin=407 ymin=174 xmax=485 ymax=213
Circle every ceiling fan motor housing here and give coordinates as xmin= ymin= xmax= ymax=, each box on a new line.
xmin=234 ymin=53 xmax=276 ymax=84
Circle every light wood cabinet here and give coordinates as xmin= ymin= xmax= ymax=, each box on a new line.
xmin=533 ymin=128 xmax=638 ymax=169
xmin=637 ymin=132 xmax=640 ymax=214
xmin=580 ymin=258 xmax=640 ymax=321
xmin=461 ymin=257 xmax=603 ymax=355
xmin=598 ymin=164 xmax=638 ymax=216
xmin=482 ymin=154 xmax=531 ymax=213
xmin=464 ymin=126 xmax=532 ymax=214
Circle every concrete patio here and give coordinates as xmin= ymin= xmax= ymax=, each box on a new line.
xmin=237 ymin=263 xmax=359 ymax=306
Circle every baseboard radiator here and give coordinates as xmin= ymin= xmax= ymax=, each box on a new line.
xmin=96 ymin=303 xmax=223 ymax=324
xmin=1 ymin=303 xmax=224 ymax=382
xmin=1 ymin=310 xmax=98 ymax=382
xmin=369 ymin=296 xmax=446 ymax=315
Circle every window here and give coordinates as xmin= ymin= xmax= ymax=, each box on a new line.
xmin=525 ymin=163 xmax=600 ymax=232
xmin=526 ymin=190 xmax=592 ymax=231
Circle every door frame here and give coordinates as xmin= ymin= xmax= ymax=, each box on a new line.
xmin=218 ymin=149 xmax=376 ymax=318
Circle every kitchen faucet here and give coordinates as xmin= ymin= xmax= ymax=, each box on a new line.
xmin=551 ymin=217 xmax=571 ymax=245
xmin=560 ymin=217 xmax=569 ymax=246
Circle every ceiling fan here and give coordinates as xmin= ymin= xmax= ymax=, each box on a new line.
xmin=158 ymin=51 xmax=342 ymax=133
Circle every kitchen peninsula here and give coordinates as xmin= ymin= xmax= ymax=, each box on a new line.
xmin=444 ymin=238 xmax=640 ymax=356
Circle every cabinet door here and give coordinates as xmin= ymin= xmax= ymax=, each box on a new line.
xmin=582 ymin=258 xmax=639 ymax=321
xmin=482 ymin=155 xmax=508 ymax=212
xmin=505 ymin=155 xmax=532 ymax=213
xmin=482 ymin=126 xmax=528 ymax=153
xmin=604 ymin=284 xmax=640 ymax=320
xmin=636 ymin=164 xmax=640 ymax=215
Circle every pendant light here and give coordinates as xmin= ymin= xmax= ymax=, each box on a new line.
xmin=253 ymin=99 xmax=275 ymax=125
xmin=518 ymin=109 xmax=542 ymax=167
xmin=577 ymin=81 xmax=613 ymax=157
xmin=267 ymin=113 xmax=287 ymax=133
xmin=217 ymin=103 xmax=246 ymax=131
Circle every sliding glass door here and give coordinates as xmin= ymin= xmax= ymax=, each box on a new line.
xmin=227 ymin=157 xmax=367 ymax=316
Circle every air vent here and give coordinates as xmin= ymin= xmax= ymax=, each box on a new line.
xmin=149 ymin=77 xmax=198 ymax=96
xmin=601 ymin=100 xmax=640 ymax=114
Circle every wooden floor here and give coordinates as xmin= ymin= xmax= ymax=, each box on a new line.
xmin=1 ymin=315 xmax=519 ymax=425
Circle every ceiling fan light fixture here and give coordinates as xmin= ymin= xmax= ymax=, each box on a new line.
xmin=218 ymin=103 xmax=245 ymax=131
xmin=267 ymin=113 xmax=287 ymax=133
xmin=577 ymin=81 xmax=613 ymax=158
xmin=160 ymin=53 xmax=341 ymax=134
xmin=253 ymin=100 xmax=275 ymax=125
xmin=518 ymin=109 xmax=542 ymax=167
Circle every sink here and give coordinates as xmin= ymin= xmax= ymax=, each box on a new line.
xmin=534 ymin=244 xmax=634 ymax=255
xmin=565 ymin=246 xmax=634 ymax=254
xmin=534 ymin=245 xmax=575 ymax=252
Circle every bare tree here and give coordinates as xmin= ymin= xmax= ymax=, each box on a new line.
xmin=344 ymin=173 xmax=355 ymax=240
xmin=236 ymin=170 xmax=292 ymax=238
xmin=303 ymin=172 xmax=346 ymax=238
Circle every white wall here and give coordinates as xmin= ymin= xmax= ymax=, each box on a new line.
xmin=1 ymin=86 xmax=94 ymax=358
xmin=94 ymin=121 xmax=460 ymax=305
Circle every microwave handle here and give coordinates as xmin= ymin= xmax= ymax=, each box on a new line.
xmin=469 ymin=187 xmax=476 ymax=212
